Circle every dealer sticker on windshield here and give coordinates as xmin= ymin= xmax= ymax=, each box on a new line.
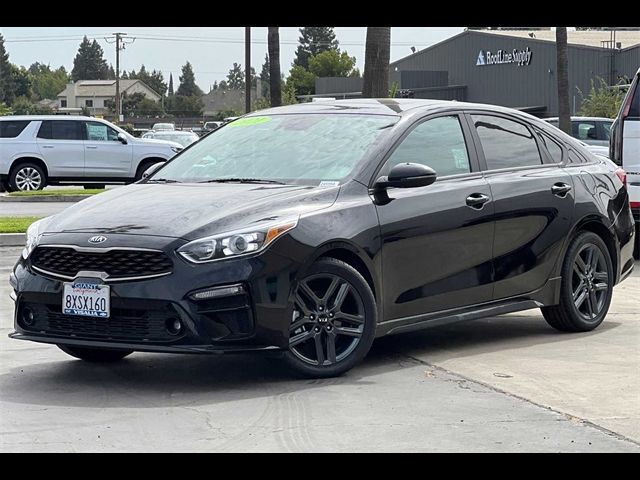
xmin=319 ymin=181 xmax=340 ymax=188
xmin=63 ymin=281 xmax=110 ymax=318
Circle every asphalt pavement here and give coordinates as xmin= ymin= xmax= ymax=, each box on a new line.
xmin=0 ymin=245 xmax=638 ymax=452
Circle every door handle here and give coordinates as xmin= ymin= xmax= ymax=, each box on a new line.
xmin=551 ymin=182 xmax=572 ymax=197
xmin=466 ymin=193 xmax=490 ymax=209
xmin=85 ymin=146 xmax=98 ymax=149
xmin=41 ymin=145 xmax=54 ymax=149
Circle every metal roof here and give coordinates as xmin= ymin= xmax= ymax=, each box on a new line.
xmin=481 ymin=29 xmax=640 ymax=50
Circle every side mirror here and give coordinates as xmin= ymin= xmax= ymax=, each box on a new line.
xmin=374 ymin=163 xmax=437 ymax=190
xmin=117 ymin=132 xmax=128 ymax=144
xmin=142 ymin=162 xmax=163 ymax=179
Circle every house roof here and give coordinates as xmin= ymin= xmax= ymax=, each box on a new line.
xmin=482 ymin=29 xmax=640 ymax=49
xmin=57 ymin=79 xmax=160 ymax=98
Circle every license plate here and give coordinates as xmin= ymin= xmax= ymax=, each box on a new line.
xmin=63 ymin=281 xmax=110 ymax=318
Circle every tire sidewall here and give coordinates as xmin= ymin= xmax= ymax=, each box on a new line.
xmin=284 ymin=258 xmax=377 ymax=378
xmin=561 ymin=232 xmax=614 ymax=329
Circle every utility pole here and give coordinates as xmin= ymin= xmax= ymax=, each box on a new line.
xmin=245 ymin=27 xmax=251 ymax=113
xmin=106 ymin=32 xmax=135 ymax=123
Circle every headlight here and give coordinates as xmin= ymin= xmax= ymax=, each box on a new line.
xmin=171 ymin=146 xmax=183 ymax=154
xmin=177 ymin=217 xmax=299 ymax=263
xmin=22 ymin=218 xmax=48 ymax=259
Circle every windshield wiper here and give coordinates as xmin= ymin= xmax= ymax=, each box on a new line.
xmin=198 ymin=178 xmax=287 ymax=185
xmin=146 ymin=178 xmax=181 ymax=183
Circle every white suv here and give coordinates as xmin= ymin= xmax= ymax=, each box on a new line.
xmin=0 ymin=116 xmax=183 ymax=191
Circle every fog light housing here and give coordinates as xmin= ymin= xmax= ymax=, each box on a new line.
xmin=165 ymin=318 xmax=182 ymax=336
xmin=189 ymin=284 xmax=245 ymax=301
xmin=21 ymin=307 xmax=36 ymax=327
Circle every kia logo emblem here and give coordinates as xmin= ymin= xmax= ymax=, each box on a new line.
xmin=88 ymin=235 xmax=107 ymax=244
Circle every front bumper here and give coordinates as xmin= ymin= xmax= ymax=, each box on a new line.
xmin=9 ymin=232 xmax=309 ymax=354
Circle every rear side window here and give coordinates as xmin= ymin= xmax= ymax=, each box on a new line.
xmin=37 ymin=120 xmax=84 ymax=140
xmin=537 ymin=131 xmax=564 ymax=163
xmin=0 ymin=120 xmax=30 ymax=138
xmin=471 ymin=114 xmax=542 ymax=170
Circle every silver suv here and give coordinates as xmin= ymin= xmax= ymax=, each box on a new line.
xmin=0 ymin=116 xmax=183 ymax=191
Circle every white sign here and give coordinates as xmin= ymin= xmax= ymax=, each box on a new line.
xmin=476 ymin=47 xmax=532 ymax=67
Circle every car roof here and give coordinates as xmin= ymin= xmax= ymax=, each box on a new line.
xmin=0 ymin=115 xmax=101 ymax=121
xmin=246 ymin=98 xmax=551 ymax=120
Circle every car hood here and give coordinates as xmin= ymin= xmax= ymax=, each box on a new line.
xmin=41 ymin=183 xmax=340 ymax=240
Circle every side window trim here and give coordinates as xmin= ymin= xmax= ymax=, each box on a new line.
xmin=368 ymin=111 xmax=480 ymax=187
xmin=532 ymin=127 xmax=565 ymax=165
xmin=463 ymin=110 xmax=547 ymax=173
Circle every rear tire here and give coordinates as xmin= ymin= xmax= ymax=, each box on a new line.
xmin=9 ymin=162 xmax=47 ymax=191
xmin=283 ymin=258 xmax=377 ymax=378
xmin=58 ymin=345 xmax=133 ymax=362
xmin=541 ymin=232 xmax=613 ymax=332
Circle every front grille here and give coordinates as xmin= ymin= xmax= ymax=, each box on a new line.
xmin=19 ymin=301 xmax=184 ymax=343
xmin=31 ymin=246 xmax=173 ymax=281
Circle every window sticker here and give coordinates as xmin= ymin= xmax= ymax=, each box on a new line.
xmin=319 ymin=180 xmax=340 ymax=188
xmin=87 ymin=123 xmax=108 ymax=141
xmin=228 ymin=116 xmax=272 ymax=127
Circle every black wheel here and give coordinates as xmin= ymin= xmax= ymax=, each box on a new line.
xmin=542 ymin=232 xmax=613 ymax=332
xmin=135 ymin=160 xmax=162 ymax=181
xmin=58 ymin=345 xmax=133 ymax=362
xmin=85 ymin=184 xmax=105 ymax=190
xmin=284 ymin=258 xmax=376 ymax=378
xmin=634 ymin=224 xmax=639 ymax=261
xmin=9 ymin=162 xmax=47 ymax=191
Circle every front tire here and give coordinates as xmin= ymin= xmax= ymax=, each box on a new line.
xmin=9 ymin=162 xmax=47 ymax=191
xmin=541 ymin=231 xmax=613 ymax=332
xmin=284 ymin=258 xmax=377 ymax=378
xmin=58 ymin=345 xmax=133 ymax=362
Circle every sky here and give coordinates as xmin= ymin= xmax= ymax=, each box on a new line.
xmin=0 ymin=27 xmax=465 ymax=92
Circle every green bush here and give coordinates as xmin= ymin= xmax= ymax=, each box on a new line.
xmin=578 ymin=77 xmax=626 ymax=118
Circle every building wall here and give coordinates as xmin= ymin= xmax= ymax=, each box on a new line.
xmin=125 ymin=82 xmax=161 ymax=101
xmin=391 ymin=31 xmax=639 ymax=116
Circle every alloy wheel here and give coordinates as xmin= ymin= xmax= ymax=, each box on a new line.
xmin=572 ymin=243 xmax=609 ymax=321
xmin=289 ymin=273 xmax=365 ymax=366
xmin=15 ymin=167 xmax=42 ymax=191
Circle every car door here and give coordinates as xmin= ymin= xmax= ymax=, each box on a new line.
xmin=467 ymin=112 xmax=575 ymax=300
xmin=36 ymin=120 xmax=85 ymax=177
xmin=82 ymin=121 xmax=133 ymax=177
xmin=374 ymin=113 xmax=495 ymax=322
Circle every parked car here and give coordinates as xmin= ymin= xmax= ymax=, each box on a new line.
xmin=0 ymin=116 xmax=183 ymax=191
xmin=203 ymin=121 xmax=222 ymax=132
xmin=151 ymin=122 xmax=175 ymax=131
xmin=610 ymin=66 xmax=640 ymax=259
xmin=10 ymin=100 xmax=635 ymax=378
xmin=544 ymin=116 xmax=613 ymax=147
xmin=142 ymin=130 xmax=200 ymax=148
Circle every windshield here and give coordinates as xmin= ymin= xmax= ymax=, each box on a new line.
xmin=151 ymin=114 xmax=398 ymax=185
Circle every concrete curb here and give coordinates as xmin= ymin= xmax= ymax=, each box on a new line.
xmin=0 ymin=195 xmax=89 ymax=203
xmin=0 ymin=233 xmax=25 ymax=247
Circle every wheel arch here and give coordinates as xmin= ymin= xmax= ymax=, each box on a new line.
xmin=9 ymin=156 xmax=49 ymax=178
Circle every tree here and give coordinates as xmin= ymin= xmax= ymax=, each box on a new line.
xmin=121 ymin=71 xmax=129 ymax=80
xmin=293 ymin=27 xmax=339 ymax=69
xmin=127 ymin=65 xmax=167 ymax=97
xmin=268 ymin=27 xmax=282 ymax=107
xmin=166 ymin=94 xmax=203 ymax=117
xmin=362 ymin=27 xmax=391 ymax=98
xmin=556 ymin=27 xmax=571 ymax=134
xmin=260 ymin=53 xmax=270 ymax=98
xmin=28 ymin=63 xmax=69 ymax=100
xmin=227 ymin=62 xmax=244 ymax=89
xmin=71 ymin=37 xmax=109 ymax=81
xmin=9 ymin=65 xmax=32 ymax=100
xmin=0 ymin=34 xmax=15 ymax=105
xmin=168 ymin=73 xmax=174 ymax=96
xmin=286 ymin=65 xmax=316 ymax=96
xmin=176 ymin=62 xmax=203 ymax=96
xmin=308 ymin=50 xmax=359 ymax=78
xmin=578 ymin=77 xmax=626 ymax=118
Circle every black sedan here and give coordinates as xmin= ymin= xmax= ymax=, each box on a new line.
xmin=9 ymin=99 xmax=636 ymax=377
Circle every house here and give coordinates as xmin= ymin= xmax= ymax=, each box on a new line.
xmin=57 ymin=79 xmax=162 ymax=115
xmin=202 ymin=81 xmax=262 ymax=116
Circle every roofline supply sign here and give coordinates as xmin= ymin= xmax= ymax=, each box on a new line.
xmin=476 ymin=47 xmax=532 ymax=67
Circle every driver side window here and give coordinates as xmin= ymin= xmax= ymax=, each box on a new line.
xmin=383 ymin=116 xmax=471 ymax=177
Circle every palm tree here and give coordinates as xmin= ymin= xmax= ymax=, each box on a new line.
xmin=268 ymin=27 xmax=281 ymax=107
xmin=556 ymin=27 xmax=571 ymax=134
xmin=362 ymin=27 xmax=391 ymax=98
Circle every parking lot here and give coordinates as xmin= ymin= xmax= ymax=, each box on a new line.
xmin=1 ymin=245 xmax=638 ymax=452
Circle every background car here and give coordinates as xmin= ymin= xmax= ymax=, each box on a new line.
xmin=0 ymin=115 xmax=183 ymax=191
xmin=151 ymin=122 xmax=176 ymax=131
xmin=9 ymin=100 xmax=635 ymax=378
xmin=610 ymin=66 xmax=640 ymax=259
xmin=203 ymin=121 xmax=222 ymax=133
xmin=142 ymin=130 xmax=200 ymax=148
xmin=544 ymin=116 xmax=613 ymax=147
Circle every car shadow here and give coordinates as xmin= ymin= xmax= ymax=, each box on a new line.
xmin=0 ymin=313 xmax=622 ymax=409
